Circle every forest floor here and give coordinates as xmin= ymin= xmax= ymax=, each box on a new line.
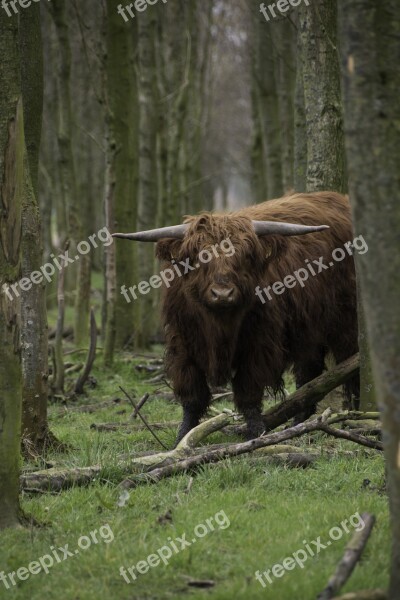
xmin=0 ymin=287 xmax=389 ymax=600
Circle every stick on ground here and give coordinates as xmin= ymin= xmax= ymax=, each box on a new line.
xmin=332 ymin=591 xmax=386 ymax=600
xmin=317 ymin=513 xmax=376 ymax=600
xmin=119 ymin=386 xmax=168 ymax=450
xmin=131 ymin=393 xmax=150 ymax=419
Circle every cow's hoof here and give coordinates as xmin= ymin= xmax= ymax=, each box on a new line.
xmin=292 ymin=411 xmax=314 ymax=427
xmin=244 ymin=420 xmax=265 ymax=440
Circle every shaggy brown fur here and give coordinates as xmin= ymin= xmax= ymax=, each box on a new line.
xmin=156 ymin=192 xmax=359 ymax=443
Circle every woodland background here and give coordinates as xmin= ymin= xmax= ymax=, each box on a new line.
xmin=0 ymin=0 xmax=399 ymax=599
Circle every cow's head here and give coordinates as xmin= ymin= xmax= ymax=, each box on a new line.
xmin=113 ymin=215 xmax=328 ymax=312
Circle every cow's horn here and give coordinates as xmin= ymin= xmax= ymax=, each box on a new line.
xmin=252 ymin=221 xmax=329 ymax=236
xmin=112 ymin=224 xmax=188 ymax=242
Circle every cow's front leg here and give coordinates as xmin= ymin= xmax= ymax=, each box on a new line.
xmin=174 ymin=364 xmax=211 ymax=446
xmin=232 ymin=373 xmax=265 ymax=440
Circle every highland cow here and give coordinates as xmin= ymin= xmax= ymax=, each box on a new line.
xmin=114 ymin=192 xmax=359 ymax=443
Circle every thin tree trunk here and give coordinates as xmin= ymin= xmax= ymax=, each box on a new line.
xmin=299 ymin=0 xmax=345 ymax=193
xmin=49 ymin=0 xmax=90 ymax=346
xmin=255 ymin=15 xmax=283 ymax=198
xmin=105 ymin=0 xmax=138 ymax=351
xmin=102 ymin=127 xmax=117 ymax=367
xmin=271 ymin=19 xmax=295 ymax=192
xmin=293 ymin=17 xmax=307 ymax=192
xmin=136 ymin=8 xmax=158 ymax=348
xmin=0 ymin=12 xmax=23 ymax=529
xmin=19 ymin=1 xmax=51 ymax=454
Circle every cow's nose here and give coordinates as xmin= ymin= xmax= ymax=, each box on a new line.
xmin=211 ymin=286 xmax=234 ymax=302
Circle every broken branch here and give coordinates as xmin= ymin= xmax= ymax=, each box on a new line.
xmin=317 ymin=513 xmax=376 ymax=600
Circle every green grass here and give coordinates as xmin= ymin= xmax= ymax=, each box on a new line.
xmin=1 ymin=302 xmax=389 ymax=599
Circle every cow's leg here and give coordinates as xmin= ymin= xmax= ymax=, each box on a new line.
xmin=232 ymin=374 xmax=265 ymax=440
xmin=292 ymin=352 xmax=326 ymax=424
xmin=174 ymin=364 xmax=211 ymax=446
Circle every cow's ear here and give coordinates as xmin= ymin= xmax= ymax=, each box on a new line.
xmin=258 ymin=236 xmax=285 ymax=261
xmin=156 ymin=239 xmax=183 ymax=262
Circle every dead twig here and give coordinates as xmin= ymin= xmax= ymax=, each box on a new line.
xmin=332 ymin=591 xmax=386 ymax=600
xmin=119 ymin=386 xmax=169 ymax=450
xmin=22 ymin=408 xmax=381 ymax=494
xmin=131 ymin=393 xmax=150 ymax=419
xmin=119 ymin=408 xmax=377 ymax=489
xmin=90 ymin=420 xmax=180 ymax=433
xmin=319 ymin=425 xmax=383 ymax=451
xmin=317 ymin=513 xmax=376 ymax=600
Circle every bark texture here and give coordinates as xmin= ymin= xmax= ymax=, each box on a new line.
xmin=0 ymin=11 xmax=23 ymax=528
xmin=338 ymin=0 xmax=400 ymax=596
xmin=19 ymin=1 xmax=50 ymax=452
xmin=136 ymin=8 xmax=158 ymax=348
xmin=299 ymin=0 xmax=345 ymax=193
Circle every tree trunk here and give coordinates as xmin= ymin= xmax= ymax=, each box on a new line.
xmin=356 ymin=276 xmax=376 ymax=412
xmin=338 ymin=0 xmax=400 ymax=596
xmin=19 ymin=1 xmax=50 ymax=454
xmin=255 ymin=14 xmax=283 ymax=198
xmin=102 ymin=122 xmax=117 ymax=367
xmin=106 ymin=0 xmax=138 ymax=351
xmin=299 ymin=0 xmax=345 ymax=193
xmin=293 ymin=17 xmax=307 ymax=192
xmin=49 ymin=0 xmax=90 ymax=347
xmin=136 ymin=8 xmax=158 ymax=348
xmin=0 ymin=12 xmax=23 ymax=529
xmin=271 ymin=19 xmax=295 ymax=192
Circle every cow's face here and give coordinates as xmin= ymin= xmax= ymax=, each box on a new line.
xmin=113 ymin=210 xmax=327 ymax=315
xmin=156 ymin=214 xmax=275 ymax=312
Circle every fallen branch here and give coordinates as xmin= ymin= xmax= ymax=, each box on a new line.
xmin=74 ymin=308 xmax=97 ymax=394
xmin=52 ymin=397 xmax=123 ymax=418
xmin=48 ymin=325 xmax=73 ymax=340
xmin=22 ymin=412 xmax=236 ymax=492
xmin=21 ymin=465 xmax=103 ymax=493
xmin=262 ymin=353 xmax=360 ymax=432
xmin=23 ymin=406 xmax=381 ymax=493
xmin=119 ymin=408 xmax=376 ymax=489
xmin=135 ymin=364 xmax=162 ymax=373
xmin=332 ymin=591 xmax=386 ymax=600
xmin=90 ymin=420 xmax=180 ymax=432
xmin=249 ymin=452 xmax=317 ymax=469
xmin=119 ymin=387 xmax=168 ymax=450
xmin=344 ymin=419 xmax=381 ymax=437
xmin=127 ymin=412 xmax=236 ymax=468
xmin=64 ymin=362 xmax=84 ymax=376
xmin=131 ymin=393 xmax=150 ymax=419
xmin=319 ymin=425 xmax=383 ymax=451
xmin=318 ymin=513 xmax=376 ymax=600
